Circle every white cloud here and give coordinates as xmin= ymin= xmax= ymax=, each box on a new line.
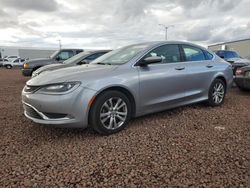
xmin=0 ymin=0 xmax=249 ymax=48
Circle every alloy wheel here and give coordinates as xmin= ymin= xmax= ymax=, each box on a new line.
xmin=100 ymin=97 xmax=128 ymax=130
xmin=212 ymin=83 xmax=225 ymax=104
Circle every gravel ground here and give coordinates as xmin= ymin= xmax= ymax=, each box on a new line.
xmin=0 ymin=68 xmax=249 ymax=187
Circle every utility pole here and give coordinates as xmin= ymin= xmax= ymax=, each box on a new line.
xmin=58 ymin=39 xmax=62 ymax=50
xmin=159 ymin=24 xmax=174 ymax=40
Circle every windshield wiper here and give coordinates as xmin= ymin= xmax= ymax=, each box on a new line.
xmin=96 ymin=62 xmax=111 ymax=65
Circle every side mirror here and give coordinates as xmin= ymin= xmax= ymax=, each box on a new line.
xmin=219 ymin=55 xmax=225 ymax=59
xmin=55 ymin=56 xmax=61 ymax=61
xmin=77 ymin=60 xmax=88 ymax=65
xmin=138 ymin=56 xmax=162 ymax=66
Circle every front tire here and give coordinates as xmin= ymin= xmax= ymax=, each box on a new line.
xmin=5 ymin=65 xmax=12 ymax=69
xmin=207 ymin=79 xmax=226 ymax=107
xmin=89 ymin=90 xmax=132 ymax=135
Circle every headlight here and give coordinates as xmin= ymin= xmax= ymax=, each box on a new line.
xmin=31 ymin=71 xmax=40 ymax=78
xmin=32 ymin=71 xmax=39 ymax=77
xmin=32 ymin=70 xmax=49 ymax=77
xmin=23 ymin=63 xmax=29 ymax=69
xmin=37 ymin=82 xmax=81 ymax=94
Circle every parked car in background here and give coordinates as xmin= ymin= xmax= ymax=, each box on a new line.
xmin=214 ymin=50 xmax=250 ymax=75
xmin=214 ymin=50 xmax=240 ymax=61
xmin=3 ymin=58 xmax=26 ymax=69
xmin=232 ymin=60 xmax=250 ymax=76
xmin=22 ymin=49 xmax=83 ymax=76
xmin=0 ymin=58 xmax=8 ymax=67
xmin=235 ymin=65 xmax=250 ymax=91
xmin=4 ymin=55 xmax=20 ymax=62
xmin=22 ymin=41 xmax=233 ymax=135
xmin=32 ymin=50 xmax=111 ymax=77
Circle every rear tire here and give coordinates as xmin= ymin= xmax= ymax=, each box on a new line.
xmin=89 ymin=90 xmax=132 ymax=135
xmin=207 ymin=79 xmax=226 ymax=107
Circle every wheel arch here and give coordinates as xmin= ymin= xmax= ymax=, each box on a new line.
xmin=214 ymin=75 xmax=227 ymax=91
xmin=88 ymin=86 xmax=137 ymax=122
xmin=4 ymin=64 xmax=12 ymax=68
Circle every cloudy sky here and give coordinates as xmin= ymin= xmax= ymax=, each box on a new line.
xmin=0 ymin=0 xmax=250 ymax=49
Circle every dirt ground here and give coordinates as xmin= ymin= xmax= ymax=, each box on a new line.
xmin=0 ymin=68 xmax=249 ymax=187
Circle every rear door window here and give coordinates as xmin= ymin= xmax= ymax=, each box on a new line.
xmin=204 ymin=51 xmax=214 ymax=60
xmin=182 ymin=45 xmax=205 ymax=61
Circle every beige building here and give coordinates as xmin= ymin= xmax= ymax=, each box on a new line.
xmin=0 ymin=46 xmax=57 ymax=59
xmin=208 ymin=38 xmax=250 ymax=58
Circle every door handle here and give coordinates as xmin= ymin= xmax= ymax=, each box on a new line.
xmin=206 ymin=65 xmax=214 ymax=68
xmin=175 ymin=67 xmax=185 ymax=70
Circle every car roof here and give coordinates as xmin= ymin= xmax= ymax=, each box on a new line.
xmin=60 ymin=49 xmax=84 ymax=51
xmin=214 ymin=50 xmax=237 ymax=53
xmin=76 ymin=50 xmax=111 ymax=56
xmin=87 ymin=50 xmax=111 ymax=53
xmin=126 ymin=41 xmax=209 ymax=51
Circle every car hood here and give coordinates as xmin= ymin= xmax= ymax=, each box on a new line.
xmin=231 ymin=59 xmax=250 ymax=67
xmin=241 ymin=65 xmax=250 ymax=71
xmin=25 ymin=58 xmax=53 ymax=64
xmin=34 ymin=63 xmax=66 ymax=75
xmin=27 ymin=64 xmax=117 ymax=86
xmin=227 ymin=58 xmax=250 ymax=64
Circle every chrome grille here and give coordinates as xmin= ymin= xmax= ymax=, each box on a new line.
xmin=24 ymin=104 xmax=42 ymax=119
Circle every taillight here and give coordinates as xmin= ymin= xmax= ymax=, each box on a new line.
xmin=23 ymin=63 xmax=29 ymax=69
xmin=236 ymin=69 xmax=244 ymax=76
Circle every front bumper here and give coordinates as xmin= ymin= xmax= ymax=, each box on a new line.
xmin=22 ymin=86 xmax=97 ymax=128
xmin=235 ymin=77 xmax=250 ymax=89
xmin=22 ymin=68 xmax=33 ymax=76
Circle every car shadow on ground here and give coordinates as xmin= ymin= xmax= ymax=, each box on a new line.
xmin=25 ymin=102 xmax=210 ymax=141
xmin=236 ymin=89 xmax=250 ymax=96
xmin=24 ymin=88 xmax=248 ymax=139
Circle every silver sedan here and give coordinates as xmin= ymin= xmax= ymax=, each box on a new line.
xmin=22 ymin=41 xmax=233 ymax=134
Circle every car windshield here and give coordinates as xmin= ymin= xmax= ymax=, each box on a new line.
xmin=91 ymin=44 xmax=149 ymax=65
xmin=63 ymin=51 xmax=91 ymax=64
xmin=50 ymin=50 xmax=60 ymax=58
xmin=215 ymin=51 xmax=241 ymax=59
xmin=232 ymin=52 xmax=241 ymax=58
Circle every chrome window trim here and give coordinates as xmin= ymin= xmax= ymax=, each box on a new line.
xmin=130 ymin=42 xmax=215 ymax=68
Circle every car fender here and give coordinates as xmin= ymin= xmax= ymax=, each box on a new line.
xmin=88 ymin=83 xmax=138 ymax=117
xmin=92 ymin=84 xmax=136 ymax=99
xmin=210 ymin=71 xmax=232 ymax=91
